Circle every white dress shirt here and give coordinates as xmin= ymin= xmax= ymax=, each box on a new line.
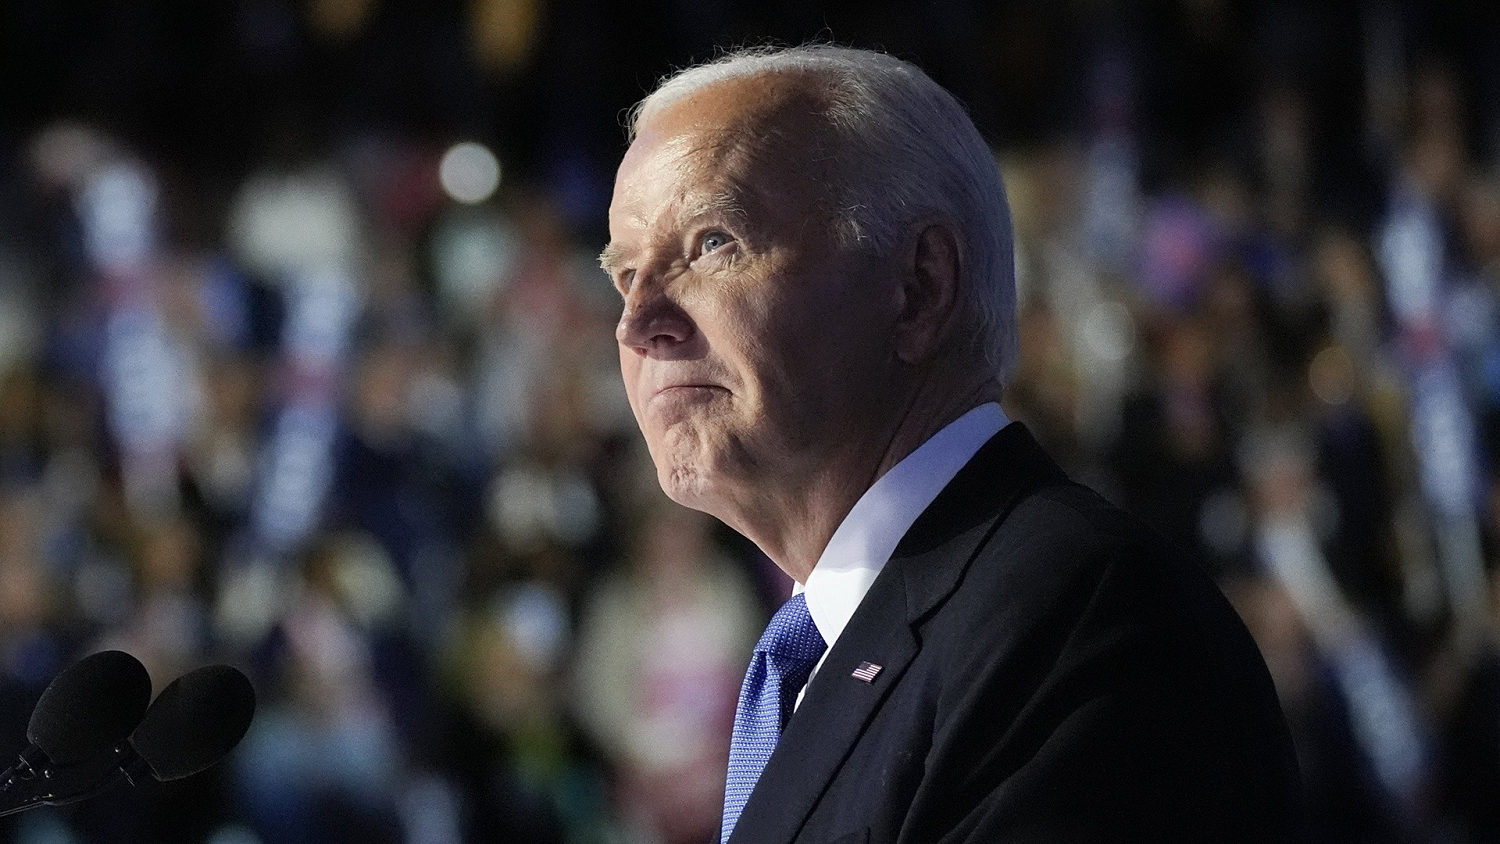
xmin=792 ymin=403 xmax=1007 ymax=705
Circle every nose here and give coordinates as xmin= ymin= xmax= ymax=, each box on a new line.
xmin=616 ymin=276 xmax=694 ymax=356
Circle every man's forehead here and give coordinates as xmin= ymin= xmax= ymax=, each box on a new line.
xmin=621 ymin=80 xmax=833 ymax=187
xmin=611 ymin=135 xmax=747 ymax=219
xmin=626 ymin=73 xmax=835 ymax=179
xmin=608 ymin=110 xmax=761 ymax=226
xmin=604 ymin=74 xmax=841 ymax=259
xmin=618 ymin=127 xmax=739 ymax=190
xmin=645 ymin=69 xmax=832 ymax=139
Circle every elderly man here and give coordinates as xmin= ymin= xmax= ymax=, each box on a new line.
xmin=601 ymin=45 xmax=1303 ymax=842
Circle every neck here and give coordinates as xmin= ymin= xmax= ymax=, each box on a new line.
xmin=737 ymin=373 xmax=1004 ymax=583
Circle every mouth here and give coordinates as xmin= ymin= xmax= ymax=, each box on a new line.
xmin=652 ymin=383 xmax=728 ymax=399
xmin=647 ymin=383 xmax=730 ymax=412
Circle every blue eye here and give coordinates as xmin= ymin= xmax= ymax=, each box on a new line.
xmin=701 ymin=231 xmax=731 ymax=253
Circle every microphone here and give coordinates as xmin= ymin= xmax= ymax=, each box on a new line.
xmin=0 ymin=650 xmax=152 ymax=811
xmin=25 ymin=650 xmax=153 ymax=767
xmin=51 ymin=663 xmax=257 ymax=807
xmin=0 ymin=662 xmax=255 ymax=815
xmin=119 ymin=664 xmax=257 ymax=783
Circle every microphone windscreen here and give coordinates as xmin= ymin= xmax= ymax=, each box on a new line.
xmin=27 ymin=650 xmax=152 ymax=765
xmin=129 ymin=665 xmax=255 ymax=781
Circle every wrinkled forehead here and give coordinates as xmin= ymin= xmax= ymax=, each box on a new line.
xmin=606 ymin=134 xmax=741 ymax=248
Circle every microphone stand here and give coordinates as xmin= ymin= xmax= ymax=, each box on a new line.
xmin=0 ymin=744 xmax=147 ymax=817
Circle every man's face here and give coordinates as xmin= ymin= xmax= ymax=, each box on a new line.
xmin=602 ymin=78 xmax=901 ymax=525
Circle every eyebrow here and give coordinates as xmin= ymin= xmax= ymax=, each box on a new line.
xmin=682 ymin=188 xmax=747 ymax=222
xmin=598 ymin=241 xmax=629 ymax=274
xmin=598 ymin=188 xmax=748 ymax=274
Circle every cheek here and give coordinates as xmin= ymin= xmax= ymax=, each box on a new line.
xmin=710 ymin=278 xmax=795 ymax=368
xmin=618 ymin=351 xmax=646 ymax=416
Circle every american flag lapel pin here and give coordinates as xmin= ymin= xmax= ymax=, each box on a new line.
xmin=851 ymin=661 xmax=883 ymax=683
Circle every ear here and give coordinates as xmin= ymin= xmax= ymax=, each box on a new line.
xmin=893 ymin=222 xmax=963 ymax=364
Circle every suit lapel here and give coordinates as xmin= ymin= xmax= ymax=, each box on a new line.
xmin=727 ymin=423 xmax=1065 ymax=843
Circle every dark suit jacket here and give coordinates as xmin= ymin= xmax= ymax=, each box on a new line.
xmin=727 ymin=423 xmax=1304 ymax=842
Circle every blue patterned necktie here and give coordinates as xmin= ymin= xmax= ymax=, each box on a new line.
xmin=721 ymin=592 xmax=827 ymax=843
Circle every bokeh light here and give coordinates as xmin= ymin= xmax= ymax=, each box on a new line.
xmin=439 ymin=142 xmax=502 ymax=205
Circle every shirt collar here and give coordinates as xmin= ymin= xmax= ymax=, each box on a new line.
xmin=794 ymin=403 xmax=1007 ymax=652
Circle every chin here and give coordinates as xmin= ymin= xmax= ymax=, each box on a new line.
xmin=653 ymin=446 xmax=742 ymax=531
xmin=657 ymin=457 xmax=711 ymax=508
xmin=643 ymin=419 xmax=749 ymax=518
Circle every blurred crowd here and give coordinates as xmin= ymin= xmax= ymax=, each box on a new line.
xmin=0 ymin=1 xmax=1499 ymax=842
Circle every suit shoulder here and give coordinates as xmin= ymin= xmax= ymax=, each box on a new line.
xmin=936 ymin=476 xmax=1263 ymax=677
xmin=955 ymin=478 xmax=1179 ymax=606
xmin=1006 ymin=477 xmax=1155 ymax=552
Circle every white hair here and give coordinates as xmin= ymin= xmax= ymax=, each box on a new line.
xmin=630 ymin=44 xmax=1017 ymax=378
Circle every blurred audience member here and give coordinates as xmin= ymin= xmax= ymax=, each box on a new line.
xmin=572 ymin=500 xmax=759 ymax=843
